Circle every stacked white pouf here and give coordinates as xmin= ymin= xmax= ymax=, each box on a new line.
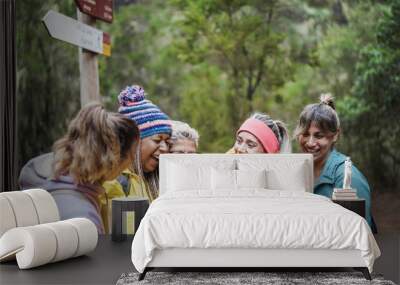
xmin=0 ymin=189 xmax=98 ymax=269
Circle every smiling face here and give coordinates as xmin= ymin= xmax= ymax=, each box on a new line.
xmin=298 ymin=123 xmax=339 ymax=165
xmin=233 ymin=131 xmax=265 ymax=154
xmin=140 ymin=133 xmax=170 ymax=173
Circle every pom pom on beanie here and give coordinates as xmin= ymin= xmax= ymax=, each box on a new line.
xmin=118 ymin=85 xmax=172 ymax=139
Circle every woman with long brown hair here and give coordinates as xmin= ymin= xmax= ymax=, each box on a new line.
xmin=44 ymin=103 xmax=140 ymax=234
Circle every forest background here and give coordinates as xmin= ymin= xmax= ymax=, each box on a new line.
xmin=17 ymin=0 xmax=399 ymax=231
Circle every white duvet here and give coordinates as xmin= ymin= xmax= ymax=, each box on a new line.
xmin=131 ymin=190 xmax=380 ymax=273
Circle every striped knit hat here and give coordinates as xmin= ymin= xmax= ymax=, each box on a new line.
xmin=118 ymin=85 xmax=172 ymax=139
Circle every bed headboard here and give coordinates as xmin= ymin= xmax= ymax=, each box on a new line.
xmin=159 ymin=154 xmax=314 ymax=195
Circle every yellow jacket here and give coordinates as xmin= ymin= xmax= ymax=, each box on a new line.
xmin=100 ymin=169 xmax=151 ymax=234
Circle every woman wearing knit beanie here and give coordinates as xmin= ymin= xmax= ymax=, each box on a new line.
xmin=228 ymin=112 xmax=292 ymax=154
xmin=101 ymin=86 xmax=172 ymax=232
xmin=118 ymin=85 xmax=171 ymax=197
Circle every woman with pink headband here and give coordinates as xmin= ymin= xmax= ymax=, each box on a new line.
xmin=231 ymin=113 xmax=291 ymax=154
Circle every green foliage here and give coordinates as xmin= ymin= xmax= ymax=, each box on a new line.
xmin=17 ymin=0 xmax=399 ymax=191
xmin=349 ymin=0 xmax=400 ymax=188
xmin=171 ymin=0 xmax=294 ymax=123
xmin=98 ymin=1 xmax=184 ymax=115
xmin=178 ymin=64 xmax=234 ymax=152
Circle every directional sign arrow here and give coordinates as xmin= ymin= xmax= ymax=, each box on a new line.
xmin=42 ymin=10 xmax=110 ymax=56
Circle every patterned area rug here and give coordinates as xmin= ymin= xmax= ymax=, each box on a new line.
xmin=116 ymin=271 xmax=396 ymax=285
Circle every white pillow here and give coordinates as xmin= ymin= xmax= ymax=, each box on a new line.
xmin=211 ymin=169 xmax=268 ymax=191
xmin=211 ymin=168 xmax=236 ymax=190
xmin=266 ymin=165 xmax=307 ymax=191
xmin=167 ymin=163 xmax=211 ymax=191
xmin=236 ymin=169 xmax=267 ymax=189
xmin=237 ymin=159 xmax=309 ymax=192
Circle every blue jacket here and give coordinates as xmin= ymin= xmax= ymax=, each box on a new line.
xmin=314 ymin=149 xmax=373 ymax=227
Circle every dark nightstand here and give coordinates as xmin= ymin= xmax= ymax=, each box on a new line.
xmin=112 ymin=197 xmax=149 ymax=242
xmin=332 ymin=198 xmax=365 ymax=218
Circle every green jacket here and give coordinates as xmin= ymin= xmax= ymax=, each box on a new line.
xmin=314 ymin=149 xmax=373 ymax=228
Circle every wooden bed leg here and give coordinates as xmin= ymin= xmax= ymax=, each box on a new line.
xmin=138 ymin=268 xmax=148 ymax=281
xmin=354 ymin=267 xmax=371 ymax=280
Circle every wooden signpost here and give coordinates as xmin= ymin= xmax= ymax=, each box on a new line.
xmin=42 ymin=1 xmax=113 ymax=106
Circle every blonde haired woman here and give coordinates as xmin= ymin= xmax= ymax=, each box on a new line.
xmin=168 ymin=120 xmax=199 ymax=154
xmin=43 ymin=103 xmax=140 ymax=234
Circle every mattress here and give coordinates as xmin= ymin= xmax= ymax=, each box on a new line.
xmin=131 ymin=190 xmax=380 ymax=273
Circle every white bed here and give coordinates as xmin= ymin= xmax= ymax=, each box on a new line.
xmin=131 ymin=154 xmax=380 ymax=280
